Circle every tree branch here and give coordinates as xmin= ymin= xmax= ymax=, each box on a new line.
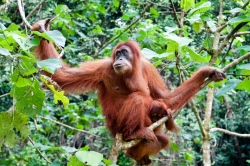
xmin=20 ymin=0 xmax=46 ymax=27
xmin=169 ymin=0 xmax=182 ymax=28
xmin=37 ymin=115 xmax=102 ymax=138
xmin=17 ymin=0 xmax=32 ymax=29
xmin=218 ymin=22 xmax=249 ymax=55
xmin=210 ymin=128 xmax=250 ymax=137
xmin=27 ymin=136 xmax=52 ymax=164
xmin=201 ymin=51 xmax=250 ymax=89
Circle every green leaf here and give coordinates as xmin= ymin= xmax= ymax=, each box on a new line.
xmin=6 ymin=23 xmax=18 ymax=31
xmin=188 ymin=1 xmax=211 ymax=17
xmin=186 ymin=14 xmax=201 ymax=24
xmin=10 ymin=80 xmax=45 ymax=117
xmin=181 ymin=0 xmax=195 ymax=12
xmin=75 ymin=150 xmax=103 ymax=166
xmin=46 ymin=30 xmax=66 ymax=47
xmin=183 ymin=46 xmax=208 ymax=62
xmin=237 ymin=63 xmax=250 ymax=70
xmin=37 ymin=58 xmax=62 ymax=74
xmin=0 ymin=48 xmax=10 ymax=56
xmin=216 ymin=79 xmax=241 ymax=97
xmin=62 ymin=146 xmax=78 ymax=153
xmin=141 ymin=48 xmax=159 ymax=59
xmin=19 ymin=56 xmax=37 ymax=76
xmin=166 ymin=33 xmax=193 ymax=47
xmin=113 ymin=0 xmax=120 ymax=7
xmin=237 ymin=78 xmax=250 ymax=91
xmin=236 ymin=45 xmax=250 ymax=51
xmin=224 ymin=8 xmax=243 ymax=14
xmin=12 ymin=33 xmax=38 ymax=50
xmin=55 ymin=5 xmax=69 ymax=15
xmin=33 ymin=30 xmax=66 ymax=47
xmin=184 ymin=152 xmax=194 ymax=162
xmin=192 ymin=22 xmax=204 ymax=33
xmin=170 ymin=142 xmax=179 ymax=152
xmin=0 ymin=23 xmax=6 ymax=30
xmin=150 ymin=7 xmax=159 ymax=18
xmin=12 ymin=70 xmax=33 ymax=87
xmin=41 ymin=76 xmax=69 ymax=108
xmin=67 ymin=156 xmax=84 ymax=166
xmin=0 ymin=111 xmax=29 ymax=150
xmin=206 ymin=20 xmax=217 ymax=32
xmin=228 ymin=15 xmax=250 ymax=24
xmin=92 ymin=25 xmax=102 ymax=34
xmin=34 ymin=143 xmax=52 ymax=151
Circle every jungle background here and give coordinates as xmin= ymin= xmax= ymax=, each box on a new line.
xmin=0 ymin=0 xmax=250 ymax=165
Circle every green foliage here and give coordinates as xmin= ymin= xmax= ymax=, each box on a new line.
xmin=37 ymin=59 xmax=62 ymax=74
xmin=0 ymin=0 xmax=250 ymax=165
xmin=0 ymin=111 xmax=30 ymax=150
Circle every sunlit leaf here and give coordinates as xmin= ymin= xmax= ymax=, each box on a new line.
xmin=75 ymin=150 xmax=103 ymax=166
xmin=188 ymin=1 xmax=211 ymax=17
xmin=183 ymin=46 xmax=208 ymax=62
xmin=150 ymin=7 xmax=159 ymax=18
xmin=0 ymin=48 xmax=10 ymax=56
xmin=41 ymin=76 xmax=69 ymax=108
xmin=237 ymin=78 xmax=250 ymax=91
xmin=141 ymin=48 xmax=159 ymax=59
xmin=184 ymin=152 xmax=194 ymax=162
xmin=33 ymin=30 xmax=66 ymax=47
xmin=181 ymin=0 xmax=195 ymax=12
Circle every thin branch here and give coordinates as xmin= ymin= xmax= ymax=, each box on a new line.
xmin=210 ymin=128 xmax=250 ymax=137
xmin=218 ymin=22 xmax=249 ymax=55
xmin=27 ymin=136 xmax=52 ymax=164
xmin=201 ymin=51 xmax=250 ymax=89
xmin=190 ymin=100 xmax=205 ymax=137
xmin=0 ymin=0 xmax=14 ymax=10
xmin=220 ymin=31 xmax=250 ymax=38
xmin=37 ymin=115 xmax=102 ymax=138
xmin=20 ymin=0 xmax=46 ymax=26
xmin=17 ymin=0 xmax=32 ymax=29
xmin=0 ymin=93 xmax=9 ymax=98
xmin=169 ymin=0 xmax=181 ymax=28
xmin=94 ymin=3 xmax=153 ymax=57
xmin=216 ymin=0 xmax=250 ymax=33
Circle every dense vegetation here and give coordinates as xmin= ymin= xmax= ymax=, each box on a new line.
xmin=0 ymin=0 xmax=250 ymax=165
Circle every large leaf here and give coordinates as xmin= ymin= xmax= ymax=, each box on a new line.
xmin=141 ymin=48 xmax=159 ymax=59
xmin=228 ymin=16 xmax=250 ymax=24
xmin=37 ymin=58 xmax=62 ymax=74
xmin=0 ymin=111 xmax=30 ymax=150
xmin=183 ymin=46 xmax=208 ymax=62
xmin=181 ymin=0 xmax=195 ymax=12
xmin=150 ymin=7 xmax=159 ymax=18
xmin=237 ymin=78 xmax=250 ymax=92
xmin=0 ymin=48 xmax=10 ymax=56
xmin=216 ymin=79 xmax=241 ymax=97
xmin=12 ymin=33 xmax=39 ymax=50
xmin=10 ymin=80 xmax=45 ymax=117
xmin=33 ymin=30 xmax=66 ymax=47
xmin=237 ymin=63 xmax=250 ymax=70
xmin=75 ymin=150 xmax=103 ymax=166
xmin=188 ymin=1 xmax=211 ymax=17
